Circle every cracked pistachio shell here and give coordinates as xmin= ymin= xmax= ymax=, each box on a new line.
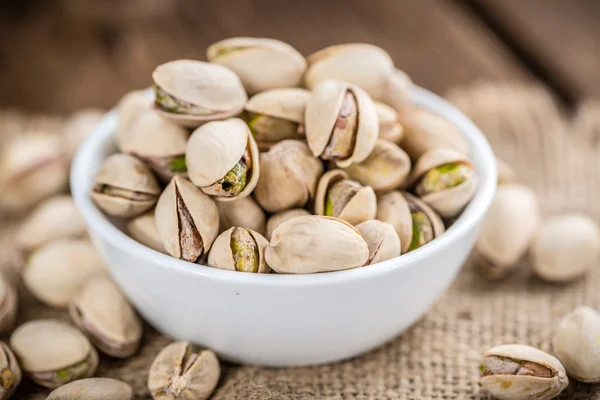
xmin=496 ymin=157 xmax=517 ymax=185
xmin=254 ymin=140 xmax=323 ymax=213
xmin=265 ymin=209 xmax=311 ymax=240
xmin=91 ymin=153 xmax=161 ymax=218
xmin=23 ymin=239 xmax=106 ymax=308
xmin=155 ymin=176 xmax=219 ymax=262
xmin=475 ymin=184 xmax=540 ymax=279
xmin=375 ymin=102 xmax=404 ymax=144
xmin=304 ymin=44 xmax=394 ymax=101
xmin=0 ymin=341 xmax=21 ymax=400
xmin=382 ymin=68 xmax=414 ymax=115
xmin=343 ymin=139 xmax=411 ymax=191
xmin=376 ymin=191 xmax=444 ymax=253
xmin=356 ymin=220 xmax=401 ymax=265
xmin=531 ymin=214 xmax=600 ymax=283
xmin=305 ymin=80 xmax=379 ymax=167
xmin=399 ymin=108 xmax=469 ymax=161
xmin=61 ymin=108 xmax=105 ymax=161
xmin=409 ymin=148 xmax=478 ymax=218
xmin=265 ymin=215 xmax=369 ymax=274
xmin=207 ymin=37 xmax=306 ymax=95
xmin=148 ymin=341 xmax=220 ymax=400
xmin=0 ymin=132 xmax=69 ymax=212
xmin=216 ymin=196 xmax=266 ymax=236
xmin=186 ymin=118 xmax=260 ymax=201
xmin=152 ymin=60 xmax=247 ymax=127
xmin=16 ymin=195 xmax=86 ymax=255
xmin=0 ymin=275 xmax=17 ymax=334
xmin=553 ymin=306 xmax=600 ymax=382
xmin=10 ymin=319 xmax=98 ymax=389
xmin=69 ymin=275 xmax=142 ymax=358
xmin=127 ymin=211 xmax=167 ymax=254
xmin=47 ymin=378 xmax=133 ymax=400
xmin=315 ymin=169 xmax=376 ymax=226
xmin=480 ymin=344 xmax=568 ymax=400
xmin=208 ymin=227 xmax=270 ymax=273
xmin=117 ymin=90 xmax=153 ymax=135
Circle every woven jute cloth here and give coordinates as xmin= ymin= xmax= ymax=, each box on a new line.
xmin=2 ymin=83 xmax=600 ymax=399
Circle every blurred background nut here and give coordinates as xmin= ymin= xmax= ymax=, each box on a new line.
xmin=0 ymin=341 xmax=20 ymax=400
xmin=254 ymin=140 xmax=323 ymax=213
xmin=530 ymin=214 xmax=600 ymax=282
xmin=61 ymin=108 xmax=105 ymax=163
xmin=90 ymin=153 xmax=160 ymax=218
xmin=69 ymin=275 xmax=142 ymax=358
xmin=207 ymin=37 xmax=307 ymax=95
xmin=148 ymin=341 xmax=220 ymax=400
xmin=117 ymin=90 xmax=152 ymax=135
xmin=10 ymin=319 xmax=98 ymax=389
xmin=553 ymin=306 xmax=600 ymax=382
xmin=382 ymin=68 xmax=414 ymax=115
xmin=216 ymin=196 xmax=266 ymax=236
xmin=23 ymin=239 xmax=106 ymax=308
xmin=126 ymin=211 xmax=166 ymax=254
xmin=47 ymin=377 xmax=133 ymax=400
xmin=265 ymin=209 xmax=310 ymax=240
xmin=496 ymin=157 xmax=517 ymax=185
xmin=374 ymin=102 xmax=404 ymax=144
xmin=208 ymin=227 xmax=270 ymax=273
xmin=0 ymin=275 xmax=17 ymax=334
xmin=356 ymin=220 xmax=401 ymax=265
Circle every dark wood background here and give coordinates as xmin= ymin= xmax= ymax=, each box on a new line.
xmin=1 ymin=0 xmax=599 ymax=114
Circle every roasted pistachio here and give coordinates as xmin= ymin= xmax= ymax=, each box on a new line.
xmin=375 ymin=102 xmax=404 ymax=144
xmin=480 ymin=344 xmax=568 ymax=400
xmin=91 ymin=153 xmax=160 ymax=218
xmin=0 ymin=275 xmax=17 ymax=334
xmin=117 ymin=90 xmax=153 ymax=135
xmin=315 ymin=169 xmax=376 ymax=226
xmin=23 ymin=239 xmax=106 ymax=308
xmin=265 ymin=215 xmax=369 ymax=274
xmin=0 ymin=342 xmax=20 ymax=400
xmin=382 ymin=68 xmax=414 ymax=114
xmin=305 ymin=80 xmax=379 ymax=167
xmin=47 ymin=378 xmax=133 ymax=400
xmin=152 ymin=60 xmax=247 ymax=127
xmin=127 ymin=211 xmax=167 ymax=254
xmin=186 ymin=118 xmax=260 ymax=201
xmin=148 ymin=341 xmax=220 ymax=400
xmin=531 ymin=214 xmax=600 ymax=282
xmin=254 ymin=140 xmax=323 ymax=213
xmin=496 ymin=157 xmax=517 ymax=185
xmin=207 ymin=37 xmax=307 ymax=95
xmin=356 ymin=220 xmax=401 ymax=265
xmin=244 ymin=88 xmax=311 ymax=150
xmin=265 ymin=208 xmax=311 ymax=240
xmin=553 ymin=306 xmax=600 ymax=382
xmin=61 ymin=108 xmax=105 ymax=162
xmin=10 ymin=319 xmax=98 ymax=389
xmin=208 ymin=227 xmax=270 ymax=273
xmin=216 ymin=196 xmax=266 ymax=236
xmin=342 ymin=139 xmax=411 ymax=191
xmin=155 ymin=176 xmax=219 ymax=262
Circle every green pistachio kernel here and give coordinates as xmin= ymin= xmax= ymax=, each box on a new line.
xmin=0 ymin=368 xmax=14 ymax=389
xmin=408 ymin=211 xmax=434 ymax=252
xmin=215 ymin=46 xmax=247 ymax=58
xmin=153 ymin=84 xmax=211 ymax=115
xmin=168 ymin=155 xmax=187 ymax=173
xmin=324 ymin=179 xmax=361 ymax=217
xmin=418 ymin=162 xmax=471 ymax=195
xmin=247 ymin=113 xmax=300 ymax=143
xmin=230 ymin=228 xmax=259 ymax=273
xmin=202 ymin=158 xmax=249 ymax=197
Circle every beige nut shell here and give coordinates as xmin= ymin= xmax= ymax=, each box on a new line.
xmin=0 ymin=341 xmax=20 ymax=398
xmin=356 ymin=220 xmax=401 ymax=265
xmin=208 ymin=228 xmax=270 ymax=273
xmin=216 ymin=196 xmax=266 ymax=236
xmin=126 ymin=211 xmax=167 ymax=254
xmin=117 ymin=90 xmax=152 ymax=136
xmin=265 ymin=208 xmax=311 ymax=240
xmin=375 ymin=102 xmax=404 ymax=144
xmin=245 ymin=88 xmax=311 ymax=123
xmin=0 ymin=275 xmax=17 ymax=334
xmin=382 ymin=68 xmax=414 ymax=114
xmin=47 ymin=378 xmax=133 ymax=400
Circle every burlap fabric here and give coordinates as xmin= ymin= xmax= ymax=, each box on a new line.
xmin=2 ymin=83 xmax=599 ymax=399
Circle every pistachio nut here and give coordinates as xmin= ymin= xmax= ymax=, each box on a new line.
xmin=475 ymin=184 xmax=540 ymax=279
xmin=47 ymin=377 xmax=133 ymax=400
xmin=305 ymin=80 xmax=379 ymax=167
xmin=208 ymin=227 xmax=270 ymax=273
xmin=254 ymin=140 xmax=323 ymax=213
xmin=186 ymin=118 xmax=260 ymax=201
xmin=10 ymin=319 xmax=99 ymax=389
xmin=216 ymin=196 xmax=266 ymax=236
xmin=265 ymin=208 xmax=310 ymax=240
xmin=355 ymin=220 xmax=401 ymax=265
xmin=0 ymin=275 xmax=17 ymax=334
xmin=148 ymin=341 xmax=220 ymax=400
xmin=496 ymin=157 xmax=517 ymax=185
xmin=69 ymin=275 xmax=142 ymax=358
xmin=126 ymin=211 xmax=167 ymax=254
xmin=207 ymin=37 xmax=307 ymax=95
xmin=304 ymin=44 xmax=394 ymax=101
xmin=376 ymin=191 xmax=444 ymax=253
xmin=409 ymin=148 xmax=478 ymax=218
xmin=117 ymin=108 xmax=190 ymax=181
xmin=91 ymin=153 xmax=161 ymax=218
xmin=480 ymin=344 xmax=568 ymax=400
xmin=315 ymin=169 xmax=377 ymax=226
xmin=23 ymin=239 xmax=106 ymax=308
xmin=61 ymin=108 xmax=105 ymax=162
xmin=152 ymin=60 xmax=247 ymax=127
xmin=382 ymin=68 xmax=414 ymax=114
xmin=155 ymin=176 xmax=219 ymax=262
xmin=375 ymin=102 xmax=404 ymax=144
xmin=265 ymin=215 xmax=369 ymax=274
xmin=342 ymin=139 xmax=411 ymax=191
xmin=530 ymin=214 xmax=600 ymax=282
xmin=399 ymin=108 xmax=469 ymax=161
xmin=117 ymin=90 xmax=153 ymax=135
xmin=0 ymin=132 xmax=69 ymax=212
xmin=244 ymin=88 xmax=311 ymax=150
xmin=0 ymin=341 xmax=21 ymax=400
xmin=553 ymin=306 xmax=600 ymax=382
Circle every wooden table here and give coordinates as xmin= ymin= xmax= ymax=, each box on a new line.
xmin=0 ymin=0 xmax=598 ymax=112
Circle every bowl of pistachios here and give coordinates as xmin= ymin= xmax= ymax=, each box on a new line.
xmin=71 ymin=38 xmax=496 ymax=366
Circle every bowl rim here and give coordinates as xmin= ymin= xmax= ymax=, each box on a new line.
xmin=71 ymin=86 xmax=497 ymax=287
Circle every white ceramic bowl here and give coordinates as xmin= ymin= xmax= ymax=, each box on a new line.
xmin=71 ymin=87 xmax=496 ymax=367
